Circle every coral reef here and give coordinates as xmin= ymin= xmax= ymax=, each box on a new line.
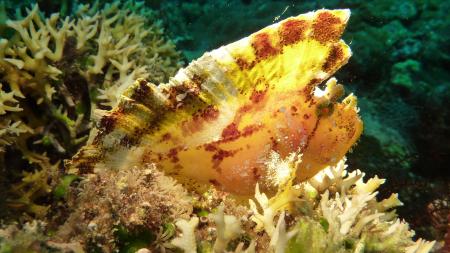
xmin=0 ymin=0 xmax=182 ymax=218
xmin=0 ymin=1 xmax=445 ymax=252
xmin=0 ymin=158 xmax=437 ymax=252
xmin=136 ymin=157 xmax=433 ymax=253
xmin=158 ymin=0 xmax=450 ymax=243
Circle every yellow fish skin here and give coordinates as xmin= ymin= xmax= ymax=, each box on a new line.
xmin=68 ymin=9 xmax=362 ymax=195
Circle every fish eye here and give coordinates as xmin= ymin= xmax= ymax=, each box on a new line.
xmin=316 ymin=100 xmax=334 ymax=117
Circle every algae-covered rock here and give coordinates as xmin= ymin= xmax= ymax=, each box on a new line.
xmin=365 ymin=0 xmax=417 ymax=21
xmin=391 ymin=59 xmax=422 ymax=90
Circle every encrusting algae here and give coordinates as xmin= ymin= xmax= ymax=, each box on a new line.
xmin=69 ymin=9 xmax=362 ymax=195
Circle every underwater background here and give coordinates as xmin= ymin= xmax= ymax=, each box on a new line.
xmin=0 ymin=0 xmax=449 ymax=252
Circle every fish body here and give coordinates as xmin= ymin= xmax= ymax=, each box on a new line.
xmin=68 ymin=9 xmax=362 ymax=195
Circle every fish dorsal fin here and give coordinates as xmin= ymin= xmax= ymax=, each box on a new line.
xmin=68 ymin=9 xmax=362 ymax=195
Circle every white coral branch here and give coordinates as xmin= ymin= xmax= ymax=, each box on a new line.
xmin=269 ymin=211 xmax=298 ymax=253
xmin=171 ymin=217 xmax=199 ymax=253
xmin=249 ymin=183 xmax=276 ymax=236
xmin=211 ymin=203 xmax=242 ymax=252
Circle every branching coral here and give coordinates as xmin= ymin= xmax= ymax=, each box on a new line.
xmin=210 ymin=203 xmax=243 ymax=252
xmin=269 ymin=212 xmax=298 ymax=253
xmin=0 ymin=0 xmax=182 ymax=111
xmin=3 ymin=143 xmax=60 ymax=218
xmin=0 ymin=83 xmax=21 ymax=115
xmin=0 ymin=0 xmax=183 ymax=218
xmin=171 ymin=217 xmax=199 ymax=253
xmin=74 ymin=0 xmax=183 ymax=108
xmin=275 ymin=158 xmax=434 ymax=253
xmin=166 ymin=157 xmax=434 ymax=253
xmin=169 ymin=204 xmax=256 ymax=253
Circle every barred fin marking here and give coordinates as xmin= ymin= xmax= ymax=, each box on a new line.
xmin=68 ymin=9 xmax=362 ymax=195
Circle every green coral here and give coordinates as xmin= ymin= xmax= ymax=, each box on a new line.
xmin=53 ymin=174 xmax=78 ymax=199
xmin=391 ymin=59 xmax=421 ymax=90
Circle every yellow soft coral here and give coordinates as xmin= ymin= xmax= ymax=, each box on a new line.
xmin=0 ymin=83 xmax=22 ymax=114
xmin=78 ymin=0 xmax=182 ymax=108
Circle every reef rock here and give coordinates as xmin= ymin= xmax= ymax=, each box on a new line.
xmin=68 ymin=9 xmax=362 ymax=195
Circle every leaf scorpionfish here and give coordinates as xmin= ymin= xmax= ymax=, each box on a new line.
xmin=68 ymin=9 xmax=363 ymax=195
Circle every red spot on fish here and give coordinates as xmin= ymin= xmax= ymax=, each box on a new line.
xmin=201 ymin=105 xmax=219 ymax=121
xmin=302 ymin=78 xmax=322 ymax=103
xmin=212 ymin=149 xmax=238 ymax=170
xmin=168 ymin=147 xmax=180 ymax=163
xmin=312 ymin=12 xmax=343 ymax=44
xmin=204 ymin=143 xmax=218 ymax=152
xmin=252 ymin=167 xmax=262 ymax=181
xmin=191 ymin=74 xmax=204 ymax=87
xmin=182 ymin=106 xmax=220 ymax=135
xmin=323 ymin=44 xmax=344 ymax=72
xmin=160 ymin=133 xmax=171 ymax=142
xmin=221 ymin=123 xmax=241 ymax=141
xmin=181 ymin=119 xmax=202 ymax=134
xmin=251 ymin=32 xmax=280 ymax=60
xmin=242 ymin=124 xmax=263 ymax=137
xmin=209 ymin=179 xmax=221 ymax=187
xmin=291 ymin=106 xmax=299 ymax=116
xmin=235 ymin=57 xmax=256 ymax=70
xmin=238 ymin=104 xmax=253 ymax=114
xmin=131 ymin=80 xmax=151 ymax=103
xmin=99 ymin=113 xmax=119 ymax=134
xmin=279 ymin=19 xmax=308 ymax=46
xmin=270 ymin=136 xmax=279 ymax=150
xmin=213 ymin=149 xmax=234 ymax=162
xmin=320 ymin=107 xmax=330 ymax=115
xmin=250 ymin=89 xmax=267 ymax=103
